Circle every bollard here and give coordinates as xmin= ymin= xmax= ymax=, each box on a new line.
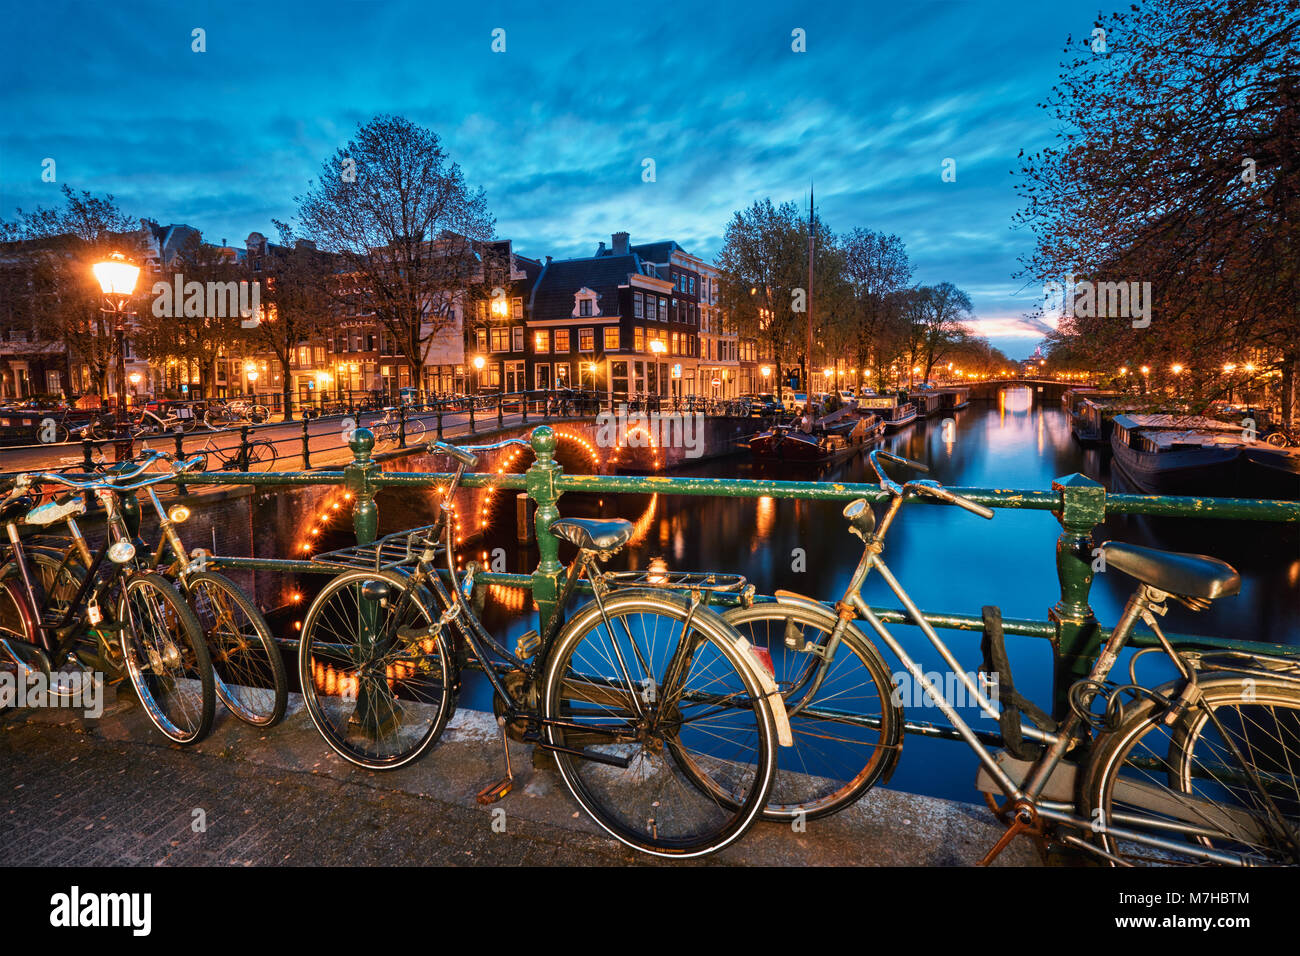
xmin=1049 ymin=473 xmax=1106 ymax=719
xmin=301 ymin=418 xmax=312 ymax=470
xmin=526 ymin=425 xmax=564 ymax=633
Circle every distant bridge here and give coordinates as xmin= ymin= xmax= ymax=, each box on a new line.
xmin=964 ymin=379 xmax=1090 ymax=402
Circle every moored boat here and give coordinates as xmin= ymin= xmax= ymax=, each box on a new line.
xmin=858 ymin=395 xmax=918 ymax=431
xmin=1110 ymin=414 xmax=1246 ymax=496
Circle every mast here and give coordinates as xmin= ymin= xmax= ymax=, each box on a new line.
xmin=807 ymin=182 xmax=815 ymax=395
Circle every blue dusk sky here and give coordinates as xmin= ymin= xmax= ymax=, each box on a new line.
xmin=1 ymin=0 xmax=1108 ymax=358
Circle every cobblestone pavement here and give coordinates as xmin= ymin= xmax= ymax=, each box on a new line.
xmin=0 ymin=690 xmax=1042 ymax=867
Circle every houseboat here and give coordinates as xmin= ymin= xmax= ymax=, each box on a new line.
xmin=1110 ymin=414 xmax=1246 ymax=496
xmin=858 ymin=395 xmax=918 ymax=432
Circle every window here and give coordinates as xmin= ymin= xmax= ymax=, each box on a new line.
xmin=535 ymin=330 xmax=550 ymax=353
xmin=689 ymin=276 xmax=695 ymax=294
xmin=658 ymin=298 xmax=667 ymax=322
xmin=579 ymin=299 xmax=592 ymax=317
xmin=634 ymin=327 xmax=644 ymax=352
xmin=603 ymin=327 xmax=620 ymax=351
xmin=477 ymin=329 xmax=488 ymax=351
xmin=554 ymin=329 xmax=570 ymax=352
xmin=491 ymin=327 xmax=510 ymax=352
xmin=633 ymin=292 xmax=643 ymax=318
xmin=512 ymin=297 xmax=523 ymax=319
xmin=512 ymin=327 xmax=524 ymax=352
xmin=671 ymin=332 xmax=678 ymax=355
xmin=554 ymin=362 xmax=570 ymax=385
xmin=579 ymin=328 xmax=594 ymax=352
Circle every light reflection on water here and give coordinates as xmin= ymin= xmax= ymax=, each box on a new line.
xmin=382 ymin=387 xmax=1298 ymax=803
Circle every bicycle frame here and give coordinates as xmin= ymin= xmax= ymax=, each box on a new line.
xmin=805 ymin=485 xmax=1284 ymax=865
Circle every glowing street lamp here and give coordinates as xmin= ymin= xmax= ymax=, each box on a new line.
xmin=1171 ymin=363 xmax=1184 ymax=375
xmin=93 ymin=252 xmax=140 ymax=460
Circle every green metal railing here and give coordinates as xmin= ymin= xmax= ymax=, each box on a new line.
xmin=182 ymin=423 xmax=1300 ymax=721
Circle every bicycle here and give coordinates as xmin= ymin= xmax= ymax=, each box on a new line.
xmin=296 ymin=429 xmax=790 ymax=857
xmin=192 ymin=419 xmax=278 ymax=473
xmin=132 ymin=450 xmax=287 ymax=727
xmin=720 ymin=448 xmax=1299 ymax=865
xmin=369 ymin=406 xmax=425 ymax=448
xmin=0 ymin=459 xmax=215 ymax=744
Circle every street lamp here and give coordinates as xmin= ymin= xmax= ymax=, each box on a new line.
xmin=92 ymin=252 xmax=140 ymax=461
xmin=472 ymin=354 xmax=486 ymax=394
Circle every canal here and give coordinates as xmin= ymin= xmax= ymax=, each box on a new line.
xmin=379 ymin=386 xmax=1300 ymax=804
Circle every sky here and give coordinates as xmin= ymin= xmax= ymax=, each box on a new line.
xmin=0 ymin=0 xmax=1107 ymax=358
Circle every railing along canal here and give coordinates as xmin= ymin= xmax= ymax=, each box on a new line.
xmin=179 ymin=423 xmax=1300 ymax=740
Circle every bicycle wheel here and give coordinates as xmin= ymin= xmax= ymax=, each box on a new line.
xmin=117 ymin=572 xmax=215 ymax=744
xmin=1265 ymin=432 xmax=1289 ymax=447
xmin=1081 ymin=676 xmax=1300 ymax=865
xmin=184 ymin=572 xmax=286 ymax=727
xmin=404 ymin=418 xmax=426 ymax=443
xmin=250 ymin=405 xmax=270 ymax=423
xmin=298 ymin=569 xmax=456 ymax=769
xmin=720 ymin=603 xmax=902 ymax=819
xmin=541 ymin=589 xmax=777 ymax=857
xmin=244 ymin=440 xmax=278 ymax=472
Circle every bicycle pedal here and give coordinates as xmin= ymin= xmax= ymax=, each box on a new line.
xmin=514 ymin=630 xmax=540 ymax=659
xmin=476 ymin=776 xmax=514 ymax=804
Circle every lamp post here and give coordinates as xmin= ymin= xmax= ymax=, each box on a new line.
xmin=92 ymin=252 xmax=140 ymax=461
xmin=473 ymin=354 xmax=486 ymax=394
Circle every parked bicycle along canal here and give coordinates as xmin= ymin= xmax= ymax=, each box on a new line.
xmin=365 ymin=386 xmax=1300 ymax=804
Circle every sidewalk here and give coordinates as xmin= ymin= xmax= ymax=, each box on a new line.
xmin=0 ymin=688 xmax=1043 ymax=867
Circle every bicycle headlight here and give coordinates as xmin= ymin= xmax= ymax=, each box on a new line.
xmin=168 ymin=505 xmax=191 ymax=523
xmin=107 ymin=540 xmax=136 ymax=564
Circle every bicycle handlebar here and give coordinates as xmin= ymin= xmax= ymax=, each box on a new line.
xmin=910 ymin=480 xmax=995 ymax=520
xmin=32 ymin=450 xmax=202 ymax=492
xmin=866 ymin=448 xmax=993 ymax=519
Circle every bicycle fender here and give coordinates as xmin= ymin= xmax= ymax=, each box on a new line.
xmin=729 ymin=635 xmax=793 ymax=747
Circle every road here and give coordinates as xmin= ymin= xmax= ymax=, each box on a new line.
xmin=0 ymin=406 xmax=541 ymax=476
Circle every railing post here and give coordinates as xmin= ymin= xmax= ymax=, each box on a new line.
xmin=526 ymin=425 xmax=564 ymax=633
xmin=238 ymin=425 xmax=251 ymax=472
xmin=468 ymin=394 xmax=475 ymax=433
xmin=497 ymin=393 xmax=504 ymax=429
xmin=1049 ymin=473 xmax=1106 ymax=720
xmin=398 ymin=402 xmax=407 ymax=448
xmin=521 ymin=390 xmax=528 ymax=425
xmin=436 ymin=401 xmax=444 ymax=440
xmin=173 ymin=430 xmax=185 ymax=459
xmin=301 ymin=418 xmax=312 ymax=469
xmin=345 ymin=427 xmax=379 ymax=546
xmin=81 ymin=436 xmax=95 ymax=471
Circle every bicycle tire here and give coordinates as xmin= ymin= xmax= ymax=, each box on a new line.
xmin=244 ymin=440 xmax=278 ymax=472
xmin=720 ymin=602 xmax=903 ymax=819
xmin=541 ymin=588 xmax=777 ymax=858
xmin=404 ymin=418 xmax=426 ymax=443
xmin=117 ymin=571 xmax=215 ymax=744
xmin=1265 ymin=432 xmax=1289 ymax=447
xmin=298 ymin=568 xmax=457 ymax=769
xmin=184 ymin=571 xmax=286 ymax=727
xmin=1080 ymin=675 xmax=1300 ymax=865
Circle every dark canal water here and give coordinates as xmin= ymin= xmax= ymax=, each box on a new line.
xmin=370 ymin=386 xmax=1299 ymax=804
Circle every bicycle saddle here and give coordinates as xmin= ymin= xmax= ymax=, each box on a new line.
xmin=1099 ymin=541 xmax=1240 ymax=601
xmin=0 ymin=494 xmax=34 ymax=523
xmin=550 ymin=518 xmax=633 ymax=552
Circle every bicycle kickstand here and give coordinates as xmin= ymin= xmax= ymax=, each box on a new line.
xmin=977 ymin=800 xmax=1046 ymax=867
xmin=475 ymin=715 xmax=516 ymax=805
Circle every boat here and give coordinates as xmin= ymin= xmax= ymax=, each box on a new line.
xmin=906 ymin=391 xmax=943 ymax=417
xmin=1072 ymin=395 xmax=1133 ymax=445
xmin=747 ymin=414 xmax=881 ymax=465
xmin=857 ymin=395 xmax=918 ymax=431
xmin=1240 ymin=445 xmax=1300 ymax=500
xmin=1109 ymin=414 xmax=1246 ymax=496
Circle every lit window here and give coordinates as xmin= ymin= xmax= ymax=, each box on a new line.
xmin=603 ymin=327 xmax=620 ymax=351
xmin=535 ymin=330 xmax=550 ymax=353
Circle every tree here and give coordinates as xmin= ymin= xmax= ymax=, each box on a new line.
xmin=292 ymin=115 xmax=495 ymax=399
xmin=1014 ymin=0 xmax=1300 ymax=424
xmin=838 ymin=228 xmax=912 ymax=383
xmin=716 ymin=197 xmax=839 ymax=391
xmin=2 ymin=186 xmax=143 ymax=399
